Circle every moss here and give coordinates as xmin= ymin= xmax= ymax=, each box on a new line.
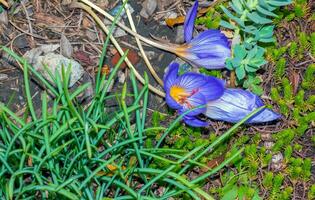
xmin=196 ymin=8 xmax=221 ymax=29
xmin=288 ymin=41 xmax=298 ymax=58
xmin=263 ymin=172 xmax=273 ymax=188
xmin=271 ymin=87 xmax=280 ymax=102
xmin=284 ymin=146 xmax=293 ymax=161
xmin=302 ymin=158 xmax=312 ymax=180
xmin=302 ymin=64 xmax=315 ymax=90
xmin=282 ymin=78 xmax=293 ymax=101
xmin=279 ymin=187 xmax=293 ymax=200
xmin=294 ymin=90 xmax=305 ymax=106
xmin=269 ymin=174 xmax=285 ymax=199
xmin=308 ymin=185 xmax=315 ymax=200
xmin=275 ymin=58 xmax=286 ymax=79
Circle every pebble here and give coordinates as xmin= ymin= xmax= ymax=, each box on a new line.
xmin=175 ymin=26 xmax=185 ymax=43
xmin=24 ymin=45 xmax=84 ymax=87
xmin=264 ymin=141 xmax=274 ymax=150
xmin=118 ymin=70 xmax=126 ymax=83
xmin=103 ymin=19 xmax=127 ymax=37
xmin=60 ymin=34 xmax=73 ymax=58
xmin=271 ymin=152 xmax=284 ymax=170
xmin=0 ymin=10 xmax=8 ymax=26
xmin=85 ymin=29 xmax=98 ymax=41
xmin=13 ymin=35 xmax=29 ymax=49
xmin=140 ymin=0 xmax=157 ymax=19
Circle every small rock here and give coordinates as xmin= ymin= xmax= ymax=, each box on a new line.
xmin=36 ymin=53 xmax=84 ymax=87
xmin=264 ymin=141 xmax=274 ymax=150
xmin=24 ymin=44 xmax=60 ymax=65
xmin=145 ymin=51 xmax=157 ymax=60
xmin=117 ymin=70 xmax=125 ymax=83
xmin=104 ymin=19 xmax=127 ymax=37
xmin=175 ymin=26 xmax=185 ymax=43
xmin=271 ymin=152 xmax=284 ymax=170
xmin=0 ymin=73 xmax=8 ymax=81
xmin=140 ymin=0 xmax=157 ymax=19
xmin=13 ymin=35 xmax=29 ymax=49
xmin=85 ymin=29 xmax=98 ymax=41
xmin=0 ymin=10 xmax=8 ymax=26
xmin=24 ymin=45 xmax=84 ymax=87
xmin=60 ymin=34 xmax=73 ymax=58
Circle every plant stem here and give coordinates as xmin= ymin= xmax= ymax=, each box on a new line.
xmin=72 ymin=2 xmax=166 ymax=97
xmin=79 ymin=0 xmax=177 ymax=53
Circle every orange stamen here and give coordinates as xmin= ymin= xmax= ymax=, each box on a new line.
xmin=170 ymin=86 xmax=190 ymax=105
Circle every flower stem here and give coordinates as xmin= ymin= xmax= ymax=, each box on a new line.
xmin=72 ymin=2 xmax=166 ymax=97
xmin=80 ymin=0 xmax=177 ymax=53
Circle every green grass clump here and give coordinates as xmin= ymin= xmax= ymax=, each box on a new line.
xmin=0 ymin=45 xmax=263 ymax=199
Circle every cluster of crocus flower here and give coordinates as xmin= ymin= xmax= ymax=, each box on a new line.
xmin=163 ymin=1 xmax=280 ymax=127
xmin=164 ymin=63 xmax=280 ymax=127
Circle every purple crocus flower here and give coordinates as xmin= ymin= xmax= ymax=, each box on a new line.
xmin=174 ymin=1 xmax=231 ymax=69
xmin=205 ymin=89 xmax=281 ymax=123
xmin=164 ymin=63 xmax=280 ymax=127
xmin=164 ymin=62 xmax=225 ymax=127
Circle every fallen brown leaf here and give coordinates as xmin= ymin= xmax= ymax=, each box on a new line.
xmin=288 ymin=69 xmax=300 ymax=94
xmin=73 ymin=50 xmax=94 ymax=65
xmin=111 ymin=47 xmax=139 ymax=69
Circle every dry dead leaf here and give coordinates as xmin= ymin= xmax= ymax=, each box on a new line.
xmin=288 ymin=69 xmax=300 ymax=94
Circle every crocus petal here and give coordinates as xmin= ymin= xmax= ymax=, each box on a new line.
xmin=175 ymin=72 xmax=225 ymax=101
xmin=165 ymin=92 xmax=182 ymax=109
xmin=184 ymin=1 xmax=198 ymax=43
xmin=198 ymin=76 xmax=225 ymax=101
xmin=205 ymin=89 xmax=281 ymax=123
xmin=184 ymin=30 xmax=231 ymax=69
xmin=163 ymin=62 xmax=179 ymax=92
xmin=183 ymin=115 xmax=208 ymax=127
xmin=182 ymin=92 xmax=207 ymax=116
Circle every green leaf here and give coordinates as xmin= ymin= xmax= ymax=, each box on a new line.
xmin=220 ymin=20 xmax=236 ymax=29
xmin=221 ymin=6 xmax=245 ymax=26
xmin=234 ymin=44 xmax=247 ymax=59
xmin=267 ymin=0 xmax=292 ymax=7
xmin=226 ymin=59 xmax=234 ymax=70
xmin=256 ymin=46 xmax=265 ymax=57
xmin=247 ymin=12 xmax=273 ymax=24
xmin=258 ymin=25 xmax=274 ymax=39
xmin=222 ymin=186 xmax=238 ymax=200
xmin=252 ymin=84 xmax=264 ymax=95
xmin=257 ymin=6 xmax=278 ymax=17
xmin=249 ymin=56 xmax=267 ymax=67
xmin=230 ymin=0 xmax=243 ymax=15
xmin=245 ymin=65 xmax=259 ymax=72
xmin=259 ymin=37 xmax=275 ymax=43
xmin=236 ymin=65 xmax=246 ymax=80
xmin=247 ymin=47 xmax=258 ymax=59
xmin=231 ymin=57 xmax=242 ymax=68
xmin=244 ymin=25 xmax=258 ymax=34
